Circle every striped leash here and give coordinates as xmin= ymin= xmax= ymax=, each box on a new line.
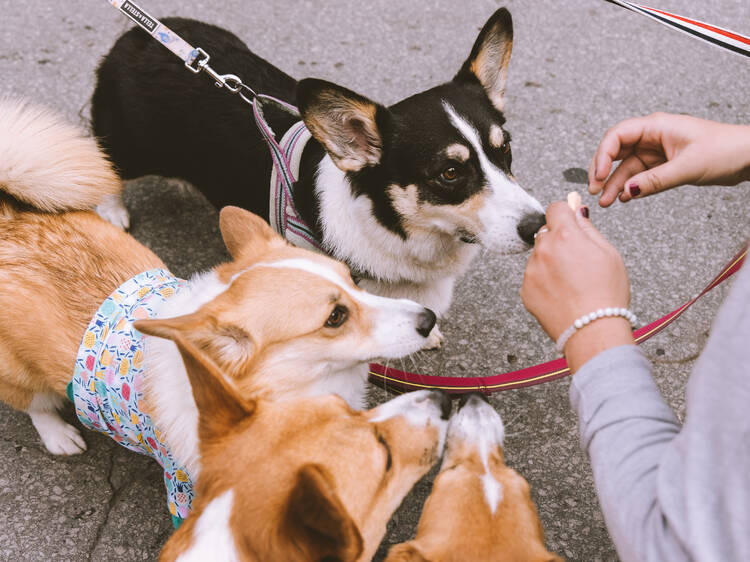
xmin=104 ymin=0 xmax=324 ymax=252
xmin=602 ymin=1 xmax=750 ymax=58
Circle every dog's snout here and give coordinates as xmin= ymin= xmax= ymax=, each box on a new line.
xmin=517 ymin=212 xmax=546 ymax=246
xmin=416 ymin=308 xmax=437 ymax=338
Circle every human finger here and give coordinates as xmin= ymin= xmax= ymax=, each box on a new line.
xmin=597 ymin=155 xmax=649 ymax=207
xmin=588 ymin=116 xmax=651 ymax=193
xmin=617 ymin=153 xmax=698 ymax=201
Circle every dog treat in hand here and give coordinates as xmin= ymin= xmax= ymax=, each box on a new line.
xmin=567 ymin=191 xmax=582 ymax=212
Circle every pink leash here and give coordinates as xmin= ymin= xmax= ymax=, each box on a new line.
xmin=369 ymin=246 xmax=747 ymax=395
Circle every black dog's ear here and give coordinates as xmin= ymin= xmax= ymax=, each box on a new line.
xmin=297 ymin=78 xmax=389 ymax=172
xmin=454 ymin=8 xmax=513 ymax=112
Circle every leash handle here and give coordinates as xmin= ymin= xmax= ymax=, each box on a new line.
xmin=106 ymin=0 xmax=255 ymax=94
xmin=369 ymin=245 xmax=748 ymax=395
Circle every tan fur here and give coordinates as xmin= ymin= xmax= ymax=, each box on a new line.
xmin=469 ymin=30 xmax=512 ymax=112
xmin=303 ymin=90 xmax=382 ymax=171
xmin=389 ymin=184 xmax=487 ymax=250
xmin=444 ymin=144 xmax=470 ymax=162
xmin=0 ymin=98 xmax=120 ymax=212
xmin=0 ymin=210 xmax=163 ymax=408
xmin=489 ymin=124 xmax=506 ymax=148
xmin=159 ymin=337 xmax=445 ymax=561
xmin=385 ymin=423 xmax=560 ymax=562
xmin=0 ymin=100 xmax=423 ymax=429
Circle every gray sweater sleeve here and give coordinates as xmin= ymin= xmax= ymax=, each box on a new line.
xmin=570 ymin=259 xmax=750 ymax=562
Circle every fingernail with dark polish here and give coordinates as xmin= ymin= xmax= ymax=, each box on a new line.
xmin=581 ymin=206 xmax=590 ymax=219
xmin=628 ymin=183 xmax=641 ymax=197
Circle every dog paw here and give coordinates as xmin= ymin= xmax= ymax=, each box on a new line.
xmin=423 ymin=325 xmax=445 ymax=350
xmin=96 ymin=193 xmax=130 ymax=230
xmin=33 ymin=414 xmax=87 ymax=455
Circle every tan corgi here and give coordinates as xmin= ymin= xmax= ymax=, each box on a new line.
xmin=0 ymin=99 xmax=435 ymax=515
xmin=154 ymin=333 xmax=450 ymax=561
xmin=385 ymin=394 xmax=561 ymax=562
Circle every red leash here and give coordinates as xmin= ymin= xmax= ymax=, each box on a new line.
xmin=369 ymin=246 xmax=747 ymax=395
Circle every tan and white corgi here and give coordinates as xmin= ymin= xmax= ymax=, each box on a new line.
xmin=385 ymin=394 xmax=561 ymax=562
xmin=155 ymin=333 xmax=450 ymax=561
xmin=0 ymin=97 xmax=435 ymax=475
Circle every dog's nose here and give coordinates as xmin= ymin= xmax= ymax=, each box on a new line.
xmin=423 ymin=390 xmax=453 ymax=420
xmin=517 ymin=212 xmax=546 ymax=246
xmin=457 ymin=391 xmax=490 ymax=410
xmin=416 ymin=308 xmax=437 ymax=338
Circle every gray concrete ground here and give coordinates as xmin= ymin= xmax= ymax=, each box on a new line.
xmin=1 ymin=0 xmax=749 ymax=560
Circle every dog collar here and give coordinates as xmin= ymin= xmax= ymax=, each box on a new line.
xmin=268 ymin=120 xmax=325 ymax=252
xmin=69 ymin=269 xmax=192 ymax=527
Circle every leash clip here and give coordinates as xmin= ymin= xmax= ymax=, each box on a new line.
xmin=185 ymin=48 xmax=257 ymax=101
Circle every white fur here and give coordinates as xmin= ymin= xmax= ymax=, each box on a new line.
xmin=27 ymin=392 xmax=87 ymax=455
xmin=0 ymin=98 xmax=120 ymax=212
xmin=315 ymin=156 xmax=478 ymax=315
xmin=370 ymin=390 xmax=449 ymax=456
xmin=96 ymin=192 xmax=130 ymax=229
xmin=443 ymin=396 xmax=505 ymax=514
xmin=444 ymin=102 xmax=544 ymax=253
xmin=143 ymin=271 xmax=231 ymax=476
xmin=177 ymin=489 xmax=239 ymax=562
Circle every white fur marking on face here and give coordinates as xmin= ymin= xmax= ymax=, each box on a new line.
xmin=443 ymin=397 xmax=506 ymax=514
xmin=177 ymin=490 xmax=239 ymax=562
xmin=442 ymin=102 xmax=543 ymax=251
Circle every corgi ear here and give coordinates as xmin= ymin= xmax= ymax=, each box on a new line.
xmin=219 ymin=206 xmax=285 ymax=259
xmin=297 ymin=78 xmax=389 ymax=172
xmin=134 ymin=314 xmax=256 ymax=380
xmin=284 ymin=464 xmax=363 ymax=561
xmin=157 ymin=329 xmax=255 ymax=442
xmin=455 ymin=7 xmax=513 ymax=112
xmin=384 ymin=543 xmax=430 ymax=562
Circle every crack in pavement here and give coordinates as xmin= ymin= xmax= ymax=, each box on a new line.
xmin=87 ymin=446 xmax=130 ymax=561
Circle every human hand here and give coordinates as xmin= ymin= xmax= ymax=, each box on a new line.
xmin=521 ymin=202 xmax=634 ymax=371
xmin=589 ymin=113 xmax=750 ymax=207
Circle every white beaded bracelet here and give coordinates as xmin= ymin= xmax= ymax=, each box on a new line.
xmin=555 ymin=307 xmax=638 ymax=354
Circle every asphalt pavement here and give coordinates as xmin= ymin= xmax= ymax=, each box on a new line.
xmin=1 ymin=0 xmax=749 ymax=560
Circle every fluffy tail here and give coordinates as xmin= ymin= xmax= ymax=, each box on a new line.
xmin=0 ymin=98 xmax=121 ymax=212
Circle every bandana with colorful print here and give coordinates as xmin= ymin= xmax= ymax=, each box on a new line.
xmin=69 ymin=269 xmax=191 ymax=528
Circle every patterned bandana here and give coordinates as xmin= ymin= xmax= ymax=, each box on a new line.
xmin=69 ymin=269 xmax=192 ymax=527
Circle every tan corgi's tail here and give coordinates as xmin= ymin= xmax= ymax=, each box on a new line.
xmin=0 ymin=98 xmax=120 ymax=212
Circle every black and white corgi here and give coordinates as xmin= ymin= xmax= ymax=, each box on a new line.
xmin=91 ymin=8 xmax=545 ymax=347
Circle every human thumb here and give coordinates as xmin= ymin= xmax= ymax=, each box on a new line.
xmin=574 ymin=204 xmax=611 ymax=249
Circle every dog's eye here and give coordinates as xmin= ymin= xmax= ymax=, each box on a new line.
xmin=502 ymin=141 xmax=511 ymax=154
xmin=325 ymin=305 xmax=348 ymax=328
xmin=377 ymin=432 xmax=392 ymax=472
xmin=441 ymin=167 xmax=459 ymax=182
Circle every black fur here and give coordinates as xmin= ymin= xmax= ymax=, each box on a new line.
xmin=92 ymin=9 xmax=544 ymax=282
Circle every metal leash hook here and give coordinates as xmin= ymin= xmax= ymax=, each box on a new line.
xmin=184 ymin=47 xmax=258 ymax=103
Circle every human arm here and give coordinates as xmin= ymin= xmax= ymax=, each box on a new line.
xmin=521 ymin=199 xmax=750 ymax=560
xmin=589 ymin=112 xmax=750 ymax=207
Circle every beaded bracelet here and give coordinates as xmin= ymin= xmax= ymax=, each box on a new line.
xmin=555 ymin=307 xmax=638 ymax=354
